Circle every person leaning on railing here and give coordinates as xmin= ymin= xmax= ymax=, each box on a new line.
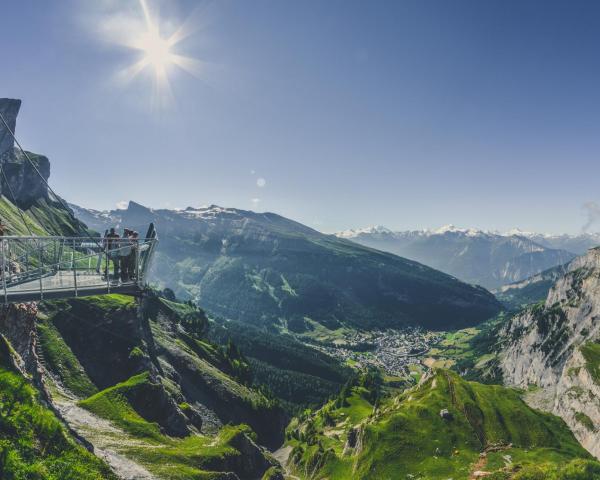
xmin=119 ymin=229 xmax=133 ymax=282
xmin=104 ymin=228 xmax=121 ymax=280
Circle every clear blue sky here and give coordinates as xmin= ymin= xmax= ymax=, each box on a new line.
xmin=1 ymin=0 xmax=600 ymax=234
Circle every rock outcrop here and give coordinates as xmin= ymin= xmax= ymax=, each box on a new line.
xmin=0 ymin=98 xmax=52 ymax=209
xmin=0 ymin=98 xmax=20 ymax=155
xmin=498 ymin=247 xmax=600 ymax=458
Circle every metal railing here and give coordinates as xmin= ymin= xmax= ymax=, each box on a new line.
xmin=0 ymin=226 xmax=158 ymax=303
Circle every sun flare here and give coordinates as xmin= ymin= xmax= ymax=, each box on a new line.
xmin=110 ymin=0 xmax=204 ymax=107
xmin=138 ymin=27 xmax=173 ymax=74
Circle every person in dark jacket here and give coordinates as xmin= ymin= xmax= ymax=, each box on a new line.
xmin=119 ymin=229 xmax=132 ymax=282
xmin=104 ymin=228 xmax=120 ymax=279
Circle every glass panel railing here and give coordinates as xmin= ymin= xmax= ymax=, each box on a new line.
xmin=0 ymin=233 xmax=157 ymax=302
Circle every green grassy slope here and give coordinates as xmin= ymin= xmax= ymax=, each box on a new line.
xmin=0 ymin=194 xmax=88 ymax=238
xmin=37 ymin=293 xmax=283 ymax=478
xmin=0 ymin=340 xmax=116 ymax=480
xmin=78 ymin=371 xmax=267 ymax=480
xmin=580 ymin=341 xmax=600 ymax=385
xmin=286 ymin=369 xmax=595 ymax=480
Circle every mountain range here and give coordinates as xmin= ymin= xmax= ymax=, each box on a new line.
xmin=337 ymin=224 xmax=598 ymax=289
xmin=69 ymin=202 xmax=501 ymax=332
xmin=4 ymin=97 xmax=600 ymax=479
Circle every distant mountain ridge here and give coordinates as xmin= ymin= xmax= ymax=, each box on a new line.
xmin=338 ymin=224 xmax=600 ymax=253
xmin=70 ymin=202 xmax=501 ymax=332
xmin=336 ymin=224 xmax=587 ymax=289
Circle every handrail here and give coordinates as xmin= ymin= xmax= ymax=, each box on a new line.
xmin=0 ymin=224 xmax=158 ymax=303
xmin=0 ymin=236 xmax=156 ymax=241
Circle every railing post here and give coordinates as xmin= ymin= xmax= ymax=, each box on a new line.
xmin=6 ymin=240 xmax=10 ymax=284
xmin=106 ymin=241 xmax=110 ymax=294
xmin=38 ymin=240 xmax=44 ymax=301
xmin=73 ymin=239 xmax=78 ymax=297
xmin=2 ymin=239 xmax=7 ymax=304
xmin=136 ymin=240 xmax=141 ymax=286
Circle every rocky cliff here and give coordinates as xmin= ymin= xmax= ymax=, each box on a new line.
xmin=498 ymin=247 xmax=600 ymax=458
xmin=0 ymin=98 xmax=87 ymax=235
xmin=33 ymin=293 xmax=284 ymax=479
xmin=0 ymin=98 xmax=53 ymax=209
xmin=0 ymin=98 xmax=20 ymax=155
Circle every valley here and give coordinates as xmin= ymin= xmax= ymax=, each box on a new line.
xmin=2 ymin=96 xmax=600 ymax=479
xmin=305 ymin=327 xmax=440 ymax=377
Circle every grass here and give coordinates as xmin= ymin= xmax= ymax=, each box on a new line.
xmin=294 ymin=317 xmax=352 ymax=344
xmin=0 ymin=366 xmax=116 ymax=480
xmin=124 ymin=426 xmax=249 ymax=480
xmin=580 ymin=342 xmax=600 ymax=385
xmin=36 ymin=316 xmax=97 ymax=397
xmin=77 ymin=294 xmax=137 ymax=311
xmin=512 ymin=458 xmax=600 ymax=479
xmin=79 ymin=372 xmax=261 ymax=480
xmin=574 ymin=412 xmax=595 ymax=432
xmin=0 ymin=195 xmax=46 ymax=236
xmin=79 ymin=372 xmax=163 ymax=440
xmin=424 ymin=327 xmax=482 ymax=369
xmin=287 ymin=369 xmax=592 ymax=480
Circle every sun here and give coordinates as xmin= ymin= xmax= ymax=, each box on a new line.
xmin=138 ymin=27 xmax=173 ymax=75
xmin=113 ymin=0 xmax=204 ymax=106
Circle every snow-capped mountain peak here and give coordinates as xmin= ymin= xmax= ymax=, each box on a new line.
xmin=433 ymin=224 xmax=488 ymax=237
xmin=337 ymin=225 xmax=393 ymax=238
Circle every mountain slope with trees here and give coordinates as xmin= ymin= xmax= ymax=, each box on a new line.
xmin=71 ymin=202 xmax=502 ymax=332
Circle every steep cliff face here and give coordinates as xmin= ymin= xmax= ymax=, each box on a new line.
xmin=0 ymin=98 xmax=21 ymax=155
xmin=0 ymin=98 xmax=52 ymax=209
xmin=0 ymin=99 xmax=89 ymax=237
xmin=498 ymin=248 xmax=600 ymax=458
xmin=35 ymin=293 xmax=284 ymax=479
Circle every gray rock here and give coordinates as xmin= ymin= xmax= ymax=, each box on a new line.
xmin=0 ymin=98 xmax=20 ymax=156
xmin=440 ymin=408 xmax=453 ymax=420
xmin=499 ymin=248 xmax=600 ymax=458
xmin=0 ymin=98 xmax=52 ymax=209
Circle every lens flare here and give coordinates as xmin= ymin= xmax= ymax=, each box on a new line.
xmin=111 ymin=0 xmax=206 ymax=108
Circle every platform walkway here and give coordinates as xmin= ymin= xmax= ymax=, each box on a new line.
xmin=0 ymin=225 xmax=157 ymax=303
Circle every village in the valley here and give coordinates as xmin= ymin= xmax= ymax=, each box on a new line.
xmin=310 ymin=327 xmax=443 ymax=376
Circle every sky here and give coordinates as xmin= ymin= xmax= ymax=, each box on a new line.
xmin=1 ymin=0 xmax=600 ymax=234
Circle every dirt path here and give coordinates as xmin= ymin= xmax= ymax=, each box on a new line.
xmin=468 ymin=444 xmax=512 ymax=479
xmin=272 ymin=445 xmax=301 ymax=480
xmin=56 ymin=398 xmax=157 ymax=480
xmin=469 ymin=452 xmax=489 ymax=479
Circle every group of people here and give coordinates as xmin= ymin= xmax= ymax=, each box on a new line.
xmin=104 ymin=227 xmax=140 ymax=282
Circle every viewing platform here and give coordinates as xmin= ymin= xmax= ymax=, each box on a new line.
xmin=0 ymin=224 xmax=157 ymax=303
